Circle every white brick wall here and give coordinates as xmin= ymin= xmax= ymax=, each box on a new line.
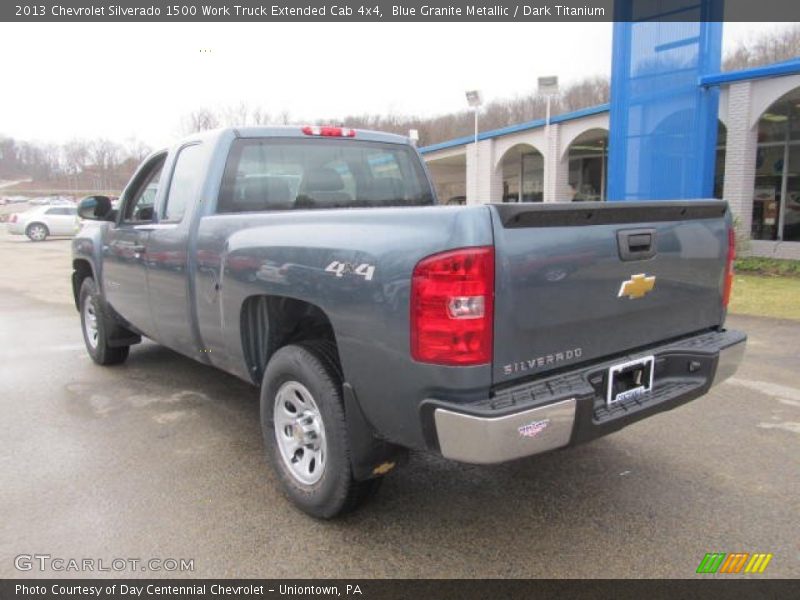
xmin=722 ymin=81 xmax=758 ymax=236
xmin=466 ymin=139 xmax=503 ymax=204
xmin=542 ymin=123 xmax=561 ymax=203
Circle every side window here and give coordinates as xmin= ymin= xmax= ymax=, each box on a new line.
xmin=164 ymin=144 xmax=204 ymax=222
xmin=47 ymin=207 xmax=74 ymax=216
xmin=123 ymin=156 xmax=165 ymax=223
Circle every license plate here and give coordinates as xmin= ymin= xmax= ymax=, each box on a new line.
xmin=606 ymin=355 xmax=655 ymax=406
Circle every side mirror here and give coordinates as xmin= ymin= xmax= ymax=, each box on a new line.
xmin=77 ymin=195 xmax=115 ymax=221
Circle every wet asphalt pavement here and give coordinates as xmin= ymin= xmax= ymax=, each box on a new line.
xmin=1 ymin=236 xmax=798 ymax=578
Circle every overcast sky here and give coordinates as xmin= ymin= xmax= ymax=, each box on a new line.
xmin=0 ymin=22 xmax=789 ymax=148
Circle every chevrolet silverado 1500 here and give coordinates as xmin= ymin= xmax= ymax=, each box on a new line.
xmin=72 ymin=126 xmax=746 ymax=517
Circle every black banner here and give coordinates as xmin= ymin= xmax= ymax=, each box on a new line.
xmin=2 ymin=579 xmax=800 ymax=600
xmin=3 ymin=0 xmax=800 ymax=22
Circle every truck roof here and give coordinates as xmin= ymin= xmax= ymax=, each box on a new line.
xmin=176 ymin=126 xmax=413 ymax=147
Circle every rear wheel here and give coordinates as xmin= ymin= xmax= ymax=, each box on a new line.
xmin=79 ymin=277 xmax=130 ymax=365
xmin=261 ymin=343 xmax=381 ymax=518
xmin=26 ymin=222 xmax=49 ymax=242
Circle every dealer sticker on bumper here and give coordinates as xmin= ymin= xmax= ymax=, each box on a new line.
xmin=518 ymin=419 xmax=551 ymax=438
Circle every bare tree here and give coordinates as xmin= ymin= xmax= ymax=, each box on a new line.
xmin=124 ymin=137 xmax=152 ymax=163
xmin=88 ymin=139 xmax=122 ymax=190
xmin=724 ymin=24 xmax=800 ymax=71
xmin=63 ymin=139 xmax=89 ymax=176
xmin=221 ymin=102 xmax=251 ymax=126
xmin=182 ymin=108 xmax=220 ymax=134
xmin=278 ymin=110 xmax=292 ymax=125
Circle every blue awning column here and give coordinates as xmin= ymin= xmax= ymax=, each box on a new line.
xmin=607 ymin=1 xmax=723 ymax=201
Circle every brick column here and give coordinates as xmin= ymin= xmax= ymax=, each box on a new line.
xmin=543 ymin=123 xmax=566 ymax=203
xmin=722 ymin=81 xmax=758 ymax=236
xmin=479 ymin=139 xmax=503 ymax=203
xmin=467 ymin=140 xmax=503 ymax=204
xmin=553 ymin=150 xmax=571 ymax=203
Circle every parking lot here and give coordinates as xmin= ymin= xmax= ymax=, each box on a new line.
xmin=1 ymin=231 xmax=798 ymax=579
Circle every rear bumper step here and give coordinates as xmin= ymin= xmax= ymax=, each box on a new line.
xmin=425 ymin=329 xmax=746 ymax=464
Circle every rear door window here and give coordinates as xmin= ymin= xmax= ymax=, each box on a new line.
xmin=163 ymin=144 xmax=204 ymax=222
xmin=46 ymin=207 xmax=72 ymax=215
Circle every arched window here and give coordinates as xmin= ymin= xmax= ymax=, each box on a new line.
xmin=566 ymin=129 xmax=608 ymax=202
xmin=499 ymin=144 xmax=544 ymax=203
xmin=752 ymin=87 xmax=800 ymax=242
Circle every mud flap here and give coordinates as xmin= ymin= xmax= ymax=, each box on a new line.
xmin=342 ymin=383 xmax=408 ymax=481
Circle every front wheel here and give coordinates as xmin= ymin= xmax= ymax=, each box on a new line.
xmin=26 ymin=222 xmax=49 ymax=242
xmin=261 ymin=343 xmax=381 ymax=518
xmin=79 ymin=277 xmax=130 ymax=366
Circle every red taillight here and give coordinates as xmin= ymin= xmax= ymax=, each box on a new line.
xmin=10 ymin=214 xmax=17 ymax=223
xmin=410 ymin=246 xmax=494 ymax=366
xmin=722 ymin=227 xmax=735 ymax=307
xmin=301 ymin=125 xmax=356 ymax=137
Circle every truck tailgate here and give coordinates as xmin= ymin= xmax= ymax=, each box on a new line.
xmin=490 ymin=201 xmax=730 ymax=385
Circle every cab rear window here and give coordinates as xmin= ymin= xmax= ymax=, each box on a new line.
xmin=217 ymin=138 xmax=434 ymax=213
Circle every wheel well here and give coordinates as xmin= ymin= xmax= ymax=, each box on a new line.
xmin=241 ymin=295 xmax=340 ymax=384
xmin=27 ymin=221 xmax=48 ymax=232
xmin=72 ymin=259 xmax=94 ymax=311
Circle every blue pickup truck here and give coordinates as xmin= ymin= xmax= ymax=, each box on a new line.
xmin=72 ymin=126 xmax=746 ymax=518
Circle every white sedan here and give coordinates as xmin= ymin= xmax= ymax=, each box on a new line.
xmin=7 ymin=205 xmax=80 ymax=241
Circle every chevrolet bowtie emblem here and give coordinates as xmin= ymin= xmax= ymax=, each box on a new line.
xmin=618 ymin=273 xmax=656 ymax=299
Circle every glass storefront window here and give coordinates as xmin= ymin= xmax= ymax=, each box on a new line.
xmin=752 ymin=144 xmax=785 ymax=240
xmin=752 ymin=87 xmax=800 ymax=241
xmin=566 ymin=129 xmax=608 ymax=202
xmin=500 ymin=145 xmax=543 ymax=203
xmin=568 ymin=155 xmax=606 ymax=201
xmin=713 ymin=123 xmax=726 ymax=200
xmin=521 ymin=153 xmax=543 ymax=202
xmin=784 ymin=144 xmax=800 ymax=242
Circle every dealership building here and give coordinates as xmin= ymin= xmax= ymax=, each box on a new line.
xmin=420 ymin=60 xmax=800 ymax=259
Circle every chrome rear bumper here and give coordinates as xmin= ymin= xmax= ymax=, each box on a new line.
xmin=431 ymin=329 xmax=746 ymax=465
xmin=434 ymin=398 xmax=576 ymax=464
xmin=710 ymin=337 xmax=746 ymax=387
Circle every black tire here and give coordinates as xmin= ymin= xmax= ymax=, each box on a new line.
xmin=261 ymin=343 xmax=381 ymax=518
xmin=79 ymin=277 xmax=130 ymax=366
xmin=26 ymin=222 xmax=49 ymax=242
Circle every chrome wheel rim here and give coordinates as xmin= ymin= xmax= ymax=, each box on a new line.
xmin=83 ymin=298 xmax=99 ymax=349
xmin=30 ymin=226 xmax=46 ymax=241
xmin=273 ymin=381 xmax=326 ymax=486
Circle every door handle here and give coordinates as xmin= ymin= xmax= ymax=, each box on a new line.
xmin=617 ymin=228 xmax=657 ymax=261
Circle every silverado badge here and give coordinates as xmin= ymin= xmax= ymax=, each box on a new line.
xmin=618 ymin=273 xmax=656 ymax=299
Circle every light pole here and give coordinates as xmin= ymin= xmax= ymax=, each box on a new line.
xmin=537 ymin=76 xmax=559 ymax=129
xmin=465 ymin=90 xmax=483 ymax=204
